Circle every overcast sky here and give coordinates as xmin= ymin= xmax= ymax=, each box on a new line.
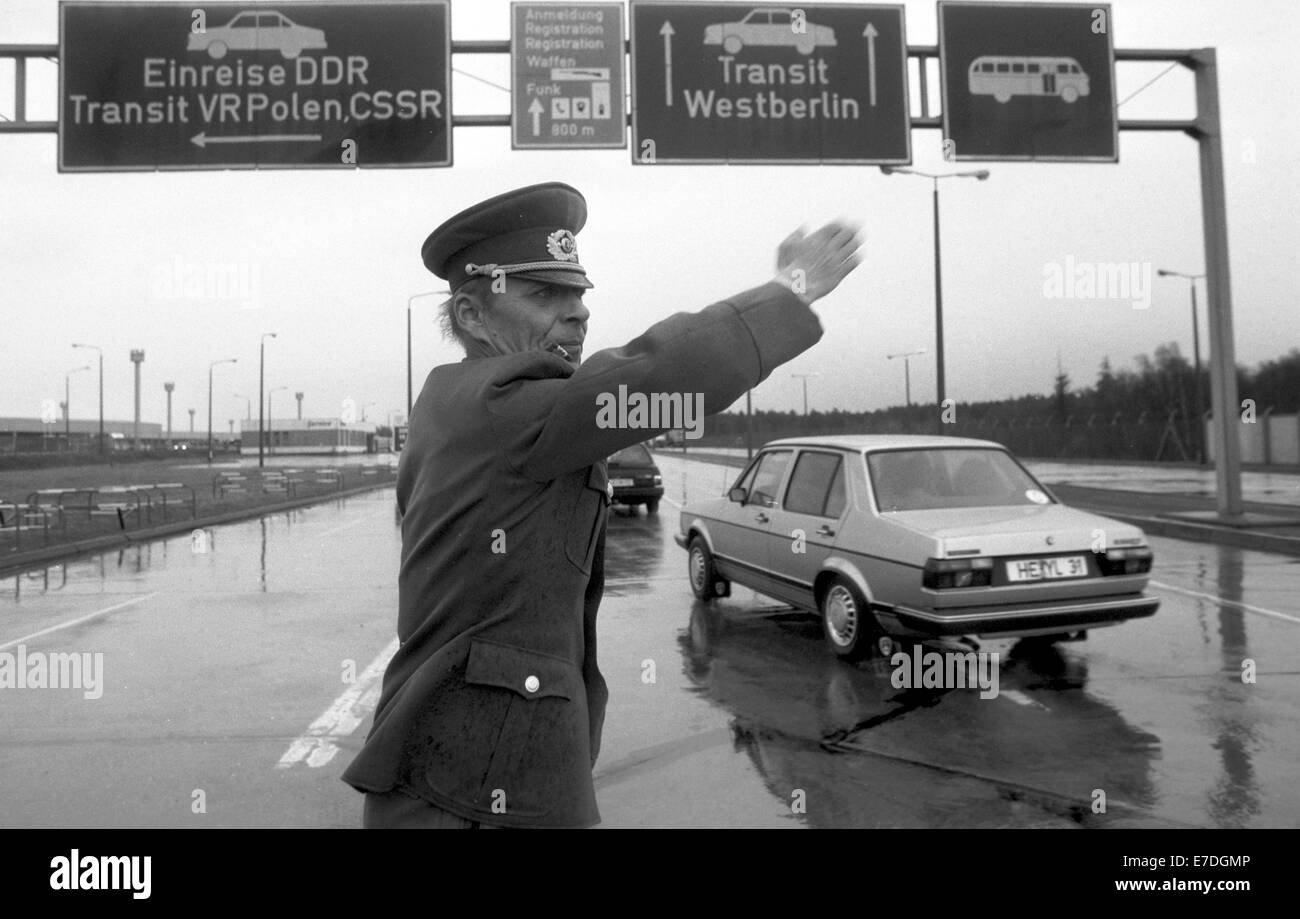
xmin=2 ymin=0 xmax=1297 ymax=429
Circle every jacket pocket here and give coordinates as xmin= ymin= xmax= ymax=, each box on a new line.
xmin=458 ymin=640 xmax=588 ymax=818
xmin=564 ymin=463 xmax=609 ymax=576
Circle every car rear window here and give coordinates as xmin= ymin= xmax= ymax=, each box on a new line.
xmin=867 ymin=448 xmax=1051 ymax=511
xmin=609 ymin=444 xmax=652 ymax=465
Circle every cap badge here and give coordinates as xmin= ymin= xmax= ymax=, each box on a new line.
xmin=546 ymin=229 xmax=579 ymax=263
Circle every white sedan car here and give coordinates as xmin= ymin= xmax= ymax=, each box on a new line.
xmin=675 ymin=435 xmax=1159 ymax=660
xmin=188 ymin=10 xmax=327 ymax=60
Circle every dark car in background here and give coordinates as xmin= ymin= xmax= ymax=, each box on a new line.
xmin=607 ymin=443 xmax=664 ymax=514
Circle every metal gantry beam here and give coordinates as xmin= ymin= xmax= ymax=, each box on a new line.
xmin=0 ymin=39 xmax=1242 ymax=514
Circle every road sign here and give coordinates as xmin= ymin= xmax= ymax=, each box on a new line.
xmin=393 ymin=424 xmax=409 ymax=451
xmin=938 ymin=2 xmax=1117 ymax=162
xmin=512 ymin=2 xmax=626 ymax=149
xmin=630 ymin=2 xmax=910 ymax=164
xmin=59 ymin=1 xmax=451 ymax=172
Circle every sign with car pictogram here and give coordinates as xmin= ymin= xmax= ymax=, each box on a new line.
xmin=58 ymin=0 xmax=451 ymax=171
xmin=511 ymin=2 xmax=626 ymax=149
xmin=938 ymin=1 xmax=1118 ymax=162
xmin=629 ymin=1 xmax=910 ymax=164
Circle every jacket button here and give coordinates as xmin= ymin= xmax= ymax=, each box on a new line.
xmin=524 ymin=675 xmax=540 ymax=693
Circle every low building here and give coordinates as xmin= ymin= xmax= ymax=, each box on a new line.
xmin=239 ymin=418 xmax=377 ymax=455
xmin=0 ymin=417 xmax=166 ymax=453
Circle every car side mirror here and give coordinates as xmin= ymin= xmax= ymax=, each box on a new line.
xmin=728 ymin=487 xmax=748 ymax=504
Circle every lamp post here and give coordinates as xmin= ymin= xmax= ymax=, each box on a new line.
xmin=295 ymin=391 xmax=303 ymax=420
xmin=233 ymin=392 xmax=252 ymax=421
xmin=886 ymin=349 xmax=927 ymax=408
xmin=267 ymin=386 xmax=288 ymax=457
xmin=70 ymin=343 xmax=103 ymax=454
xmin=164 ymin=382 xmax=175 ymax=450
xmin=188 ymin=408 xmax=195 ymax=432
xmin=789 ymin=372 xmax=821 ymax=416
xmin=129 ymin=349 xmax=145 ymax=450
xmin=407 ymin=290 xmax=449 ymax=417
xmin=879 ymin=167 xmax=990 ymax=427
xmin=258 ymin=332 xmax=277 ymax=468
xmin=208 ymin=358 xmax=237 ymax=463
xmin=1157 ymin=269 xmax=1207 ymax=464
xmin=65 ymin=365 xmax=90 ymax=451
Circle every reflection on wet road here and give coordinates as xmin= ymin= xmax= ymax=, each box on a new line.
xmin=1 ymin=456 xmax=1296 ymax=828
xmin=596 ymin=456 xmax=1300 ymax=828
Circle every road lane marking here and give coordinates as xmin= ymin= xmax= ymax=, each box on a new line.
xmin=0 ymin=592 xmax=158 ymax=652
xmin=276 ymin=635 xmax=398 ymax=769
xmin=313 ymin=507 xmax=393 ymax=540
xmin=1150 ymin=579 xmax=1300 ymax=626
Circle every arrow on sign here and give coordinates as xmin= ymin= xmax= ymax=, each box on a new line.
xmin=863 ymin=23 xmax=878 ymax=108
xmin=660 ymin=21 xmax=675 ymax=107
xmin=528 ymin=97 xmax=544 ymax=136
xmin=191 ymin=132 xmax=323 ymax=148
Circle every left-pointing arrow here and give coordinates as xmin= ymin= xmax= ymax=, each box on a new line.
xmin=191 ymin=132 xmax=323 ymax=148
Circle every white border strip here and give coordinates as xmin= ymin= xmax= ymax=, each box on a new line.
xmin=0 ymin=592 xmax=158 ymax=652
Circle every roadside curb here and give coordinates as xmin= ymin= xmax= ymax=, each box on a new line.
xmin=0 ymin=479 xmax=395 ymax=577
xmin=1064 ymin=505 xmax=1300 ymax=558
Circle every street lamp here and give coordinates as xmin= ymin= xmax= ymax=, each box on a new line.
xmin=1157 ymin=268 xmax=1207 ymax=464
xmin=789 ymin=372 xmax=821 ymax=416
xmin=407 ymin=290 xmax=449 ymax=416
xmin=258 ymin=332 xmax=277 ymax=468
xmin=886 ymin=349 xmax=927 ymax=408
xmin=164 ymin=382 xmax=175 ymax=450
xmin=233 ymin=393 xmax=252 ymax=421
xmin=267 ymin=386 xmax=288 ymax=457
xmin=880 ymin=166 xmax=990 ymax=427
xmin=295 ymin=391 xmax=304 ymax=420
xmin=208 ymin=358 xmax=237 ymax=463
xmin=70 ymin=343 xmax=103 ymax=454
xmin=65 ymin=365 xmax=91 ymax=451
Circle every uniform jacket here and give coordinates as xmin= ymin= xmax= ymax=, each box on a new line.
xmin=341 ymin=281 xmax=823 ymax=827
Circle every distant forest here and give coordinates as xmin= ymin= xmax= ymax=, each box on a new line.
xmin=704 ymin=343 xmax=1300 ymax=438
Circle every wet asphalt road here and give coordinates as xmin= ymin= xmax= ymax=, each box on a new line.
xmin=1 ymin=456 xmax=1297 ymax=828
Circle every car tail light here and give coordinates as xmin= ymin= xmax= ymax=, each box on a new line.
xmin=923 ymin=557 xmax=994 ymax=589
xmin=653 ymin=474 xmax=662 ymax=485
xmin=1096 ymin=546 xmax=1153 ymax=575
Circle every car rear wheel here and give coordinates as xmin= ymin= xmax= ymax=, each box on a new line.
xmin=821 ymin=577 xmax=886 ymax=661
xmin=645 ymin=498 xmax=659 ymax=515
xmin=688 ymin=535 xmax=727 ymax=600
xmin=723 ymin=36 xmax=743 ymax=54
xmin=207 ymin=41 xmax=228 ymax=60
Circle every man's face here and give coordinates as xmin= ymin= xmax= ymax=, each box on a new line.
xmin=467 ymin=277 xmax=590 ymax=366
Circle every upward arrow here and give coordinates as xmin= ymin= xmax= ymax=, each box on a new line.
xmin=660 ymin=21 xmax=675 ymax=107
xmin=528 ymin=97 xmax=544 ymax=136
xmin=863 ymin=23 xmax=878 ymax=107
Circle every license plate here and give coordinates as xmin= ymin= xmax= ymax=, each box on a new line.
xmin=610 ymin=478 xmax=634 ymax=487
xmin=1006 ymin=555 xmax=1087 ymax=582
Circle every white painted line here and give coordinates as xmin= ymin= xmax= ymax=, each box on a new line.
xmin=313 ymin=507 xmax=392 ymax=540
xmin=276 ymin=635 xmax=399 ymax=769
xmin=1150 ymin=579 xmax=1300 ymax=626
xmin=1000 ymin=689 xmax=1048 ymax=710
xmin=0 ymin=592 xmax=158 ymax=652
